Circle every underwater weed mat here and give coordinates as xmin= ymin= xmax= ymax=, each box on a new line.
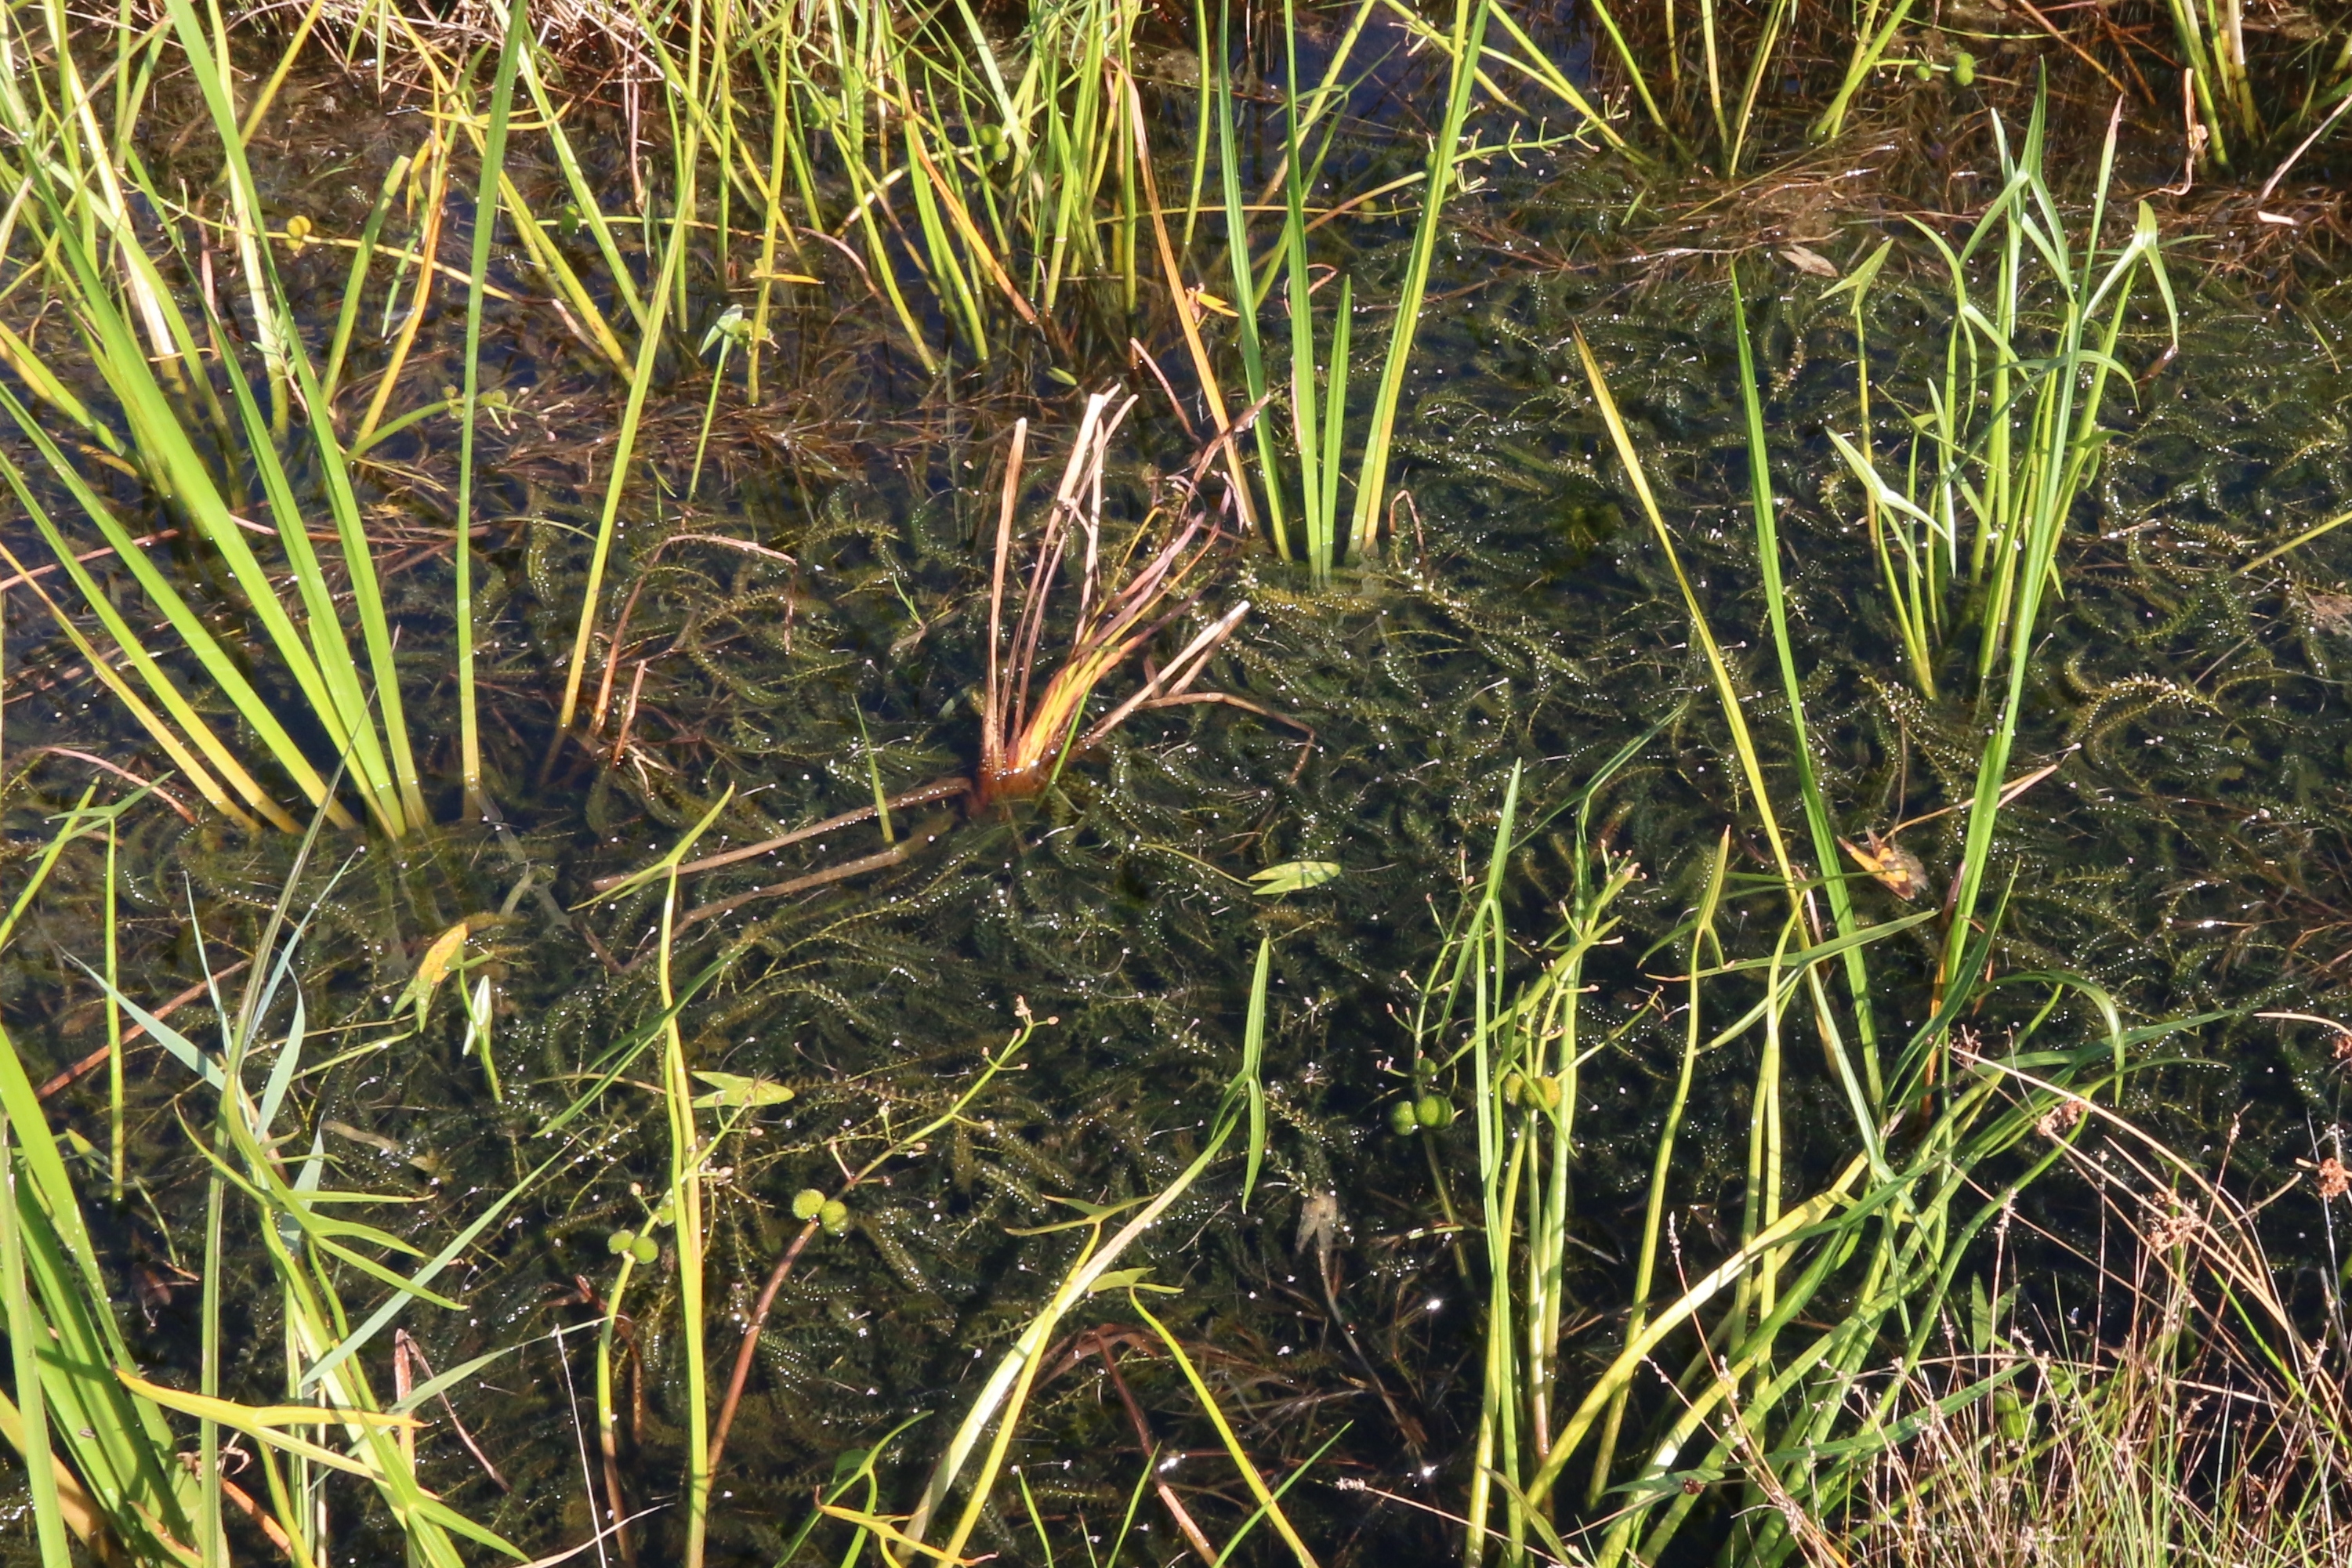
xmin=5 ymin=9 xmax=2352 ymax=1564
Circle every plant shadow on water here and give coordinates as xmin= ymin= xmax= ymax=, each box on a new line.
xmin=5 ymin=9 xmax=2352 ymax=1565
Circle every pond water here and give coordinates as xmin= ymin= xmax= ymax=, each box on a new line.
xmin=5 ymin=12 xmax=2352 ymax=1564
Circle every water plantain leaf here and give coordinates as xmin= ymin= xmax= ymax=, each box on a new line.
xmin=1005 ymin=1192 xmax=1154 ymax=1234
xmin=400 ymin=922 xmax=471 ymax=1032
xmin=1248 ymin=860 xmax=1342 ymax=896
xmin=690 ymin=1071 xmax=796 ymax=1109
xmin=1083 ymin=1267 xmax=1179 ymax=1297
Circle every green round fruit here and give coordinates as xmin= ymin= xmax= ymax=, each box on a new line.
xmin=1915 ymin=62 xmax=1933 ymax=81
xmin=1415 ymin=1093 xmax=1453 ymax=1129
xmin=1952 ymin=50 xmax=1976 ymax=86
xmin=819 ymin=1199 xmax=850 ymax=1236
xmin=792 ymin=1187 xmax=827 ymax=1221
xmin=1388 ymin=1099 xmax=1421 ymax=1137
xmin=1501 ymin=1071 xmax=1525 ymax=1107
xmin=607 ymin=1229 xmax=636 ymax=1255
xmin=629 ymin=1235 xmax=660 ymax=1266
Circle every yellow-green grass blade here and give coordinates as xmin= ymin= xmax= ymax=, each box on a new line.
xmin=207 ymin=324 xmax=410 ymax=835
xmin=0 ymin=533 xmax=263 ymax=831
xmin=1575 ymin=328 xmax=1796 ymax=887
xmin=512 ymin=46 xmax=646 ymax=338
xmin=1212 ymin=5 xmax=1288 ymax=556
xmin=324 ymin=147 xmax=415 ymax=404
xmin=454 ymin=0 xmax=531 ymax=808
xmin=1730 ymin=266 xmax=1879 ymax=1097
xmin=277 ymin=317 xmax=429 ymax=831
xmin=0 ymin=1114 xmax=71 ymax=1568
xmin=553 ymin=190 xmax=692 ymax=738
xmin=1132 ymin=1291 xmax=1323 ymax=1568
xmin=32 ymin=197 xmax=360 ymax=740
xmin=1350 ymin=0 xmax=1493 ymax=560
xmin=0 ymin=316 xmax=122 ymax=458
xmin=0 ymin=385 xmax=348 ymax=827
xmin=0 ymin=1009 xmax=198 ymax=1543
xmin=495 ymin=172 xmax=631 ymax=372
xmin=903 ymin=117 xmax=989 ymax=356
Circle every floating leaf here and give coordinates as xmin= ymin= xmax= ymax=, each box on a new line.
xmin=1248 ymin=860 xmax=1342 ymax=896
xmin=1781 ymin=244 xmax=1838 ymax=278
xmin=1085 ymin=1266 xmax=1179 ymax=1297
xmin=399 ymin=922 xmax=469 ymax=1030
xmin=690 ymin=1070 xmax=795 ymax=1109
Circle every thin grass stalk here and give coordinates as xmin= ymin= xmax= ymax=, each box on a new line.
xmin=1129 ymin=1292 xmax=1323 ymax=1568
xmin=1574 ymin=328 xmax=1797 ymax=888
xmin=1698 ymin=0 xmax=1727 ymax=150
xmin=1121 ymin=61 xmax=1260 ymax=533
xmin=1350 ymin=0 xmax=1492 ymax=560
xmin=351 ymin=128 xmax=448 ymax=451
xmin=28 ymin=0 xmax=178 ymax=382
xmin=104 ymin=8 xmax=426 ymax=831
xmin=516 ymin=43 xmax=650 ymax=334
xmin=1825 ymin=240 xmax=1937 ymax=695
xmin=1466 ymin=771 xmax=1522 ymax=1561
xmin=103 ymin=821 xmax=121 ymax=1208
xmin=323 ymin=150 xmax=415 ymax=404
xmin=0 ymin=530 xmax=270 ymax=830
xmin=0 ymin=418 xmax=325 ymax=827
xmin=190 ymin=0 xmax=291 ymax=432
xmin=1587 ymin=829 xmax=1729 ymax=1506
xmin=903 ymin=113 xmax=988 ymax=356
xmin=495 ymin=173 xmax=632 ymax=371
xmin=1280 ymin=0 xmax=1329 ymax=578
xmin=658 ymin=861 xmax=713 ymax=1568
xmin=453 ymin=0 xmax=527 ymax=813
xmin=1726 ymin=0 xmax=1792 ymax=175
xmin=1213 ymin=0 xmax=1290 ymax=559
xmin=1730 ymin=264 xmax=1880 ymax=1097
xmin=553 ymin=180 xmax=694 ymax=742
xmin=1814 ymin=0 xmax=1915 ymax=145
xmin=0 ymin=1102 xmax=72 ymax=1568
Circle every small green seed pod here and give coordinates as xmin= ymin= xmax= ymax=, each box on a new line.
xmin=608 ymin=1229 xmax=636 ymax=1255
xmin=1388 ymin=1099 xmax=1422 ymax=1137
xmin=1415 ymin=1093 xmax=1454 ymax=1129
xmin=1915 ymin=62 xmax=1933 ymax=81
xmin=1952 ymin=50 xmax=1976 ymax=86
xmin=629 ymin=1235 xmax=660 ymax=1266
xmin=792 ymin=1188 xmax=827 ymax=1221
xmin=819 ymin=1199 xmax=850 ymax=1236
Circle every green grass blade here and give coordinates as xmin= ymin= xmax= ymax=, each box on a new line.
xmin=455 ymin=0 xmax=530 ymax=809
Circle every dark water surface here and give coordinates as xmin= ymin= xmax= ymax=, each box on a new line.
xmin=7 ymin=20 xmax=2352 ymax=1563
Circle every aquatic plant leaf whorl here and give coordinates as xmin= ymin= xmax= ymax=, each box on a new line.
xmin=977 ymin=393 xmax=1248 ymax=805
